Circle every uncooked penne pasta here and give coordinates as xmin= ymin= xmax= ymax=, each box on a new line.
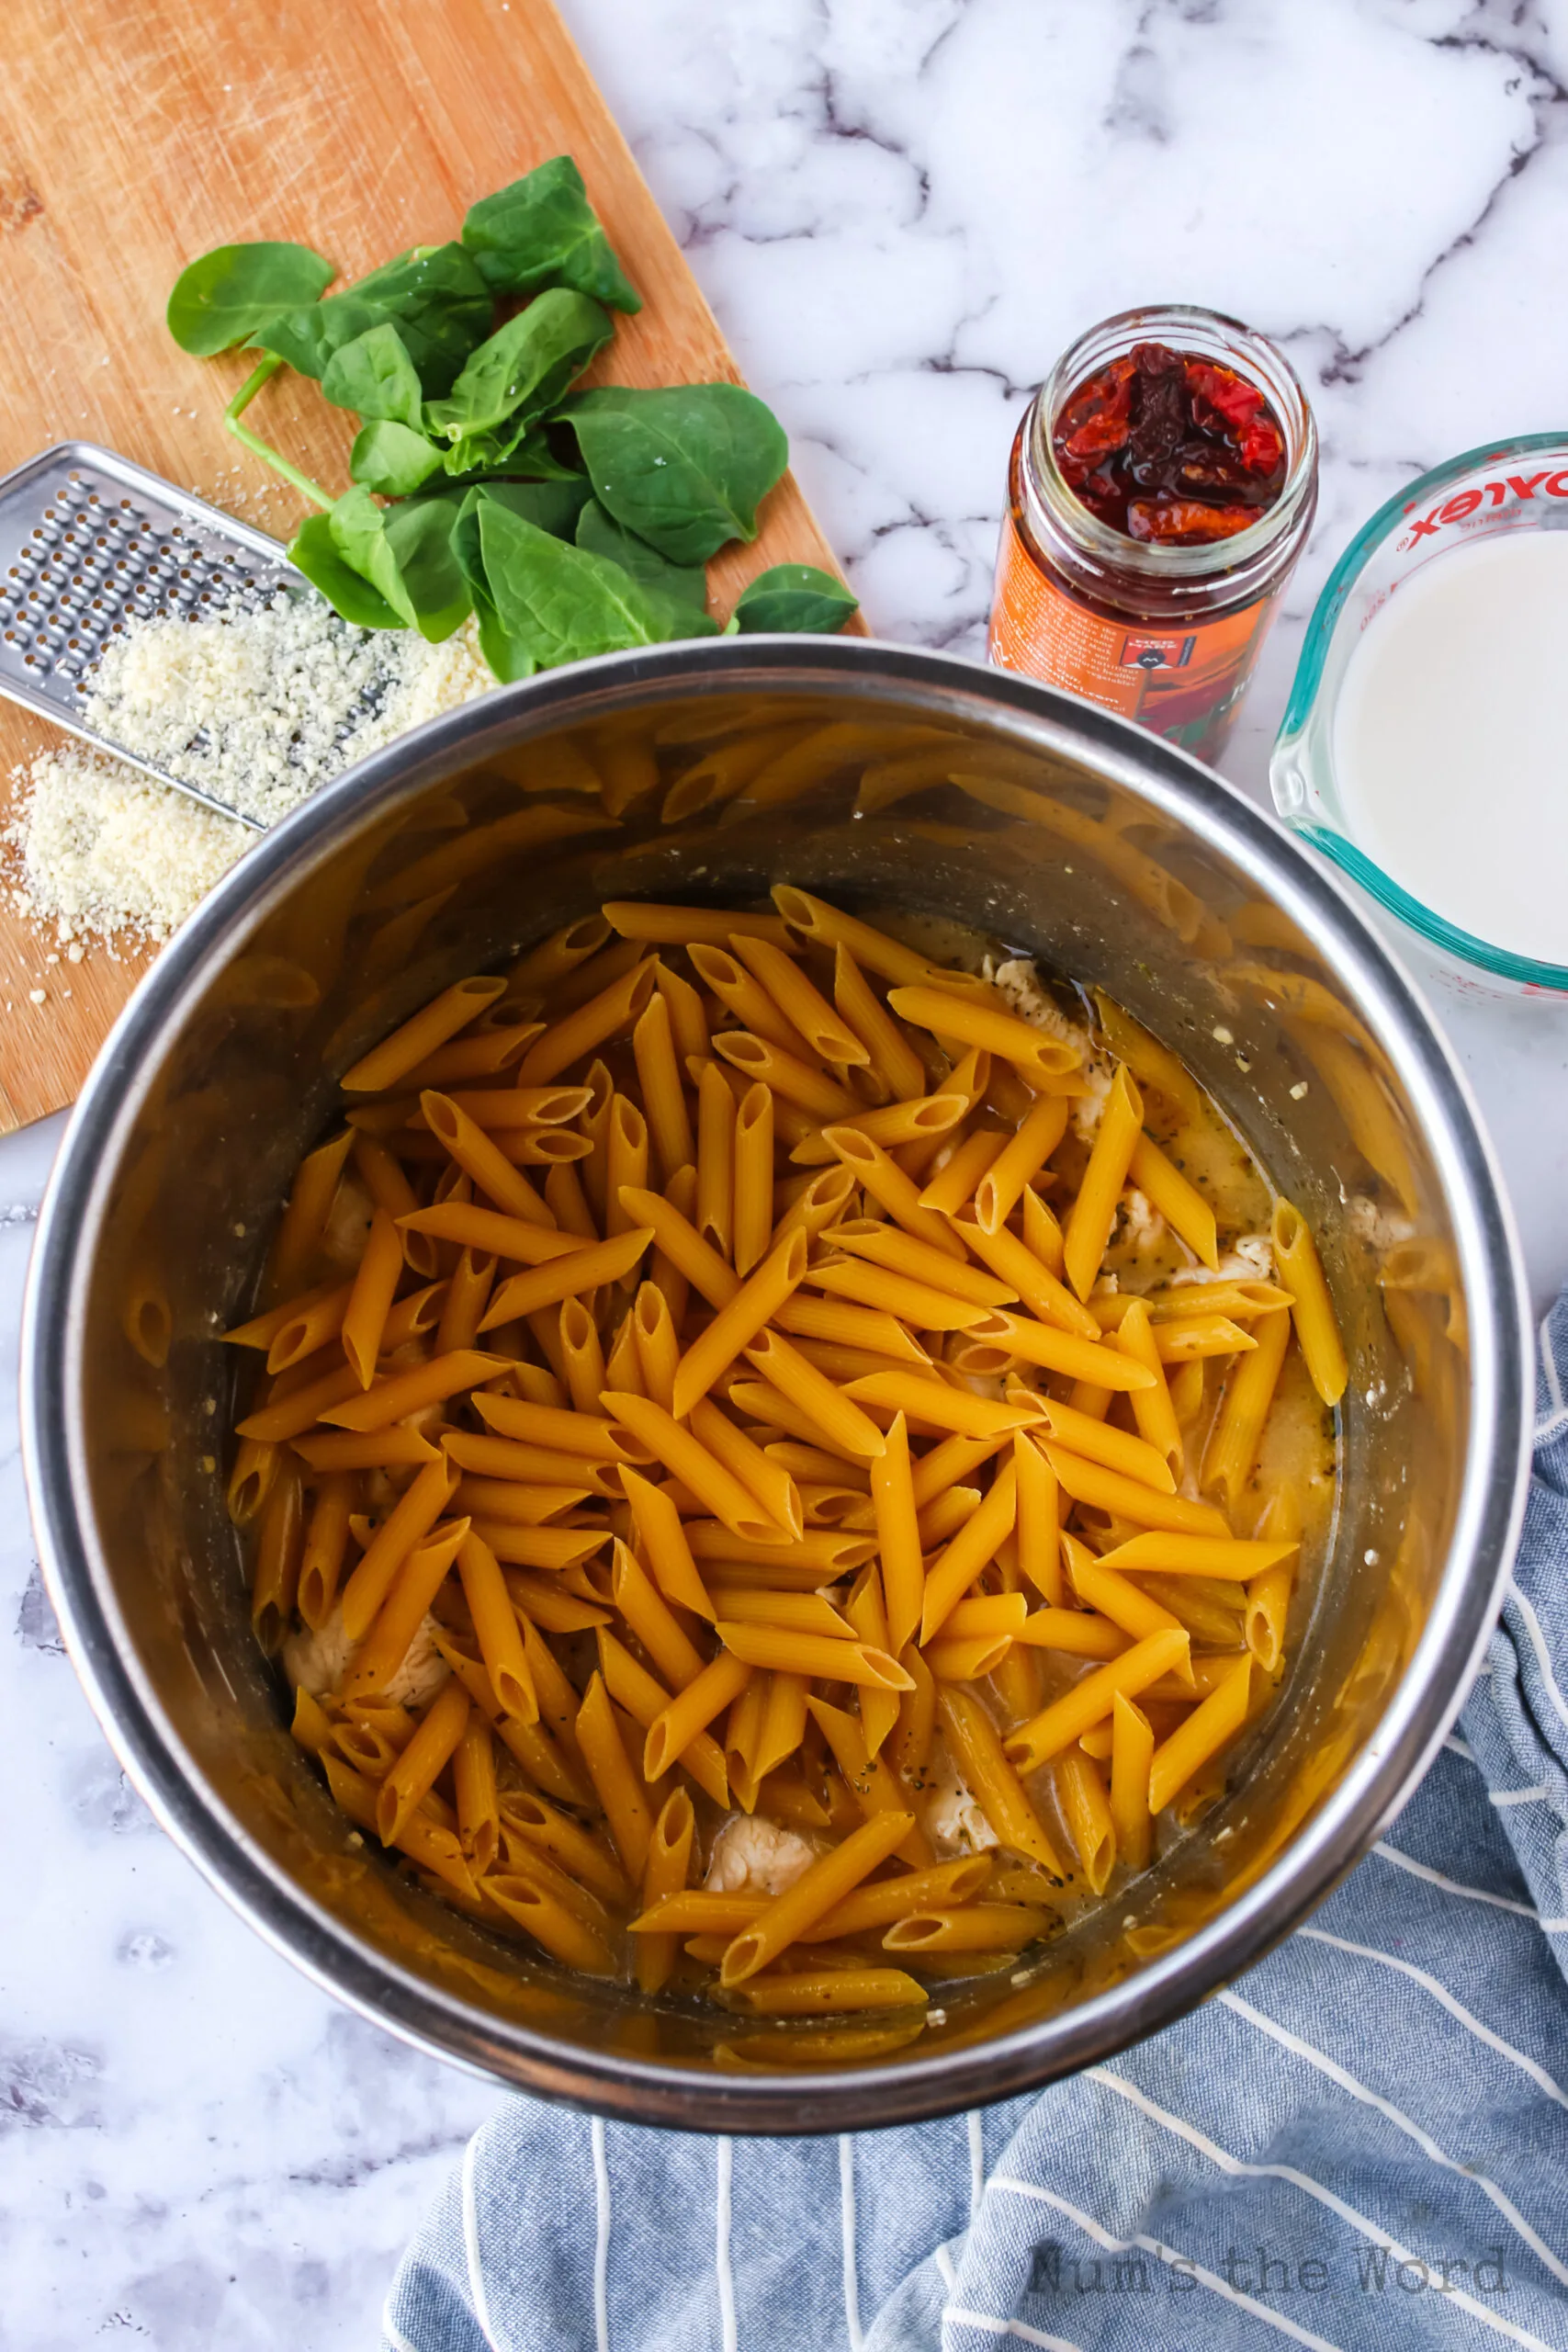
xmin=886 ymin=986 xmax=1082 ymax=1082
xmin=603 ymin=902 xmax=788 ymax=949
xmin=688 ymin=943 xmax=806 ymax=1054
xmin=637 ymin=1789 xmax=696 ymax=1994
xmin=632 ymin=990 xmax=695 ymax=1183
xmin=480 ymin=1227 xmax=655 ymax=1329
xmin=1110 ymin=1691 xmax=1155 ymax=1874
xmin=1114 ymin=1298 xmax=1183 ymax=1482
xmin=1054 ymin=1748 xmax=1116 ymax=1894
xmin=919 ymin=1459 xmax=1020 ymax=1639
xmin=516 ymin=957 xmax=658 ymax=1085
xmin=1004 ymin=1629 xmax=1191 ymax=1771
xmin=1127 ymin=1133 xmax=1219 ymax=1271
xmin=604 ymin=1095 xmax=649 ymax=1238
xmin=237 ymin=888 xmax=1338 ymax=2012
xmin=671 ymin=1229 xmax=808 ymax=1420
xmin=918 ymin=1127 xmax=1009 ymax=1217
xmin=342 ymin=976 xmax=507 ymax=1094
xmin=728 ymin=1969 xmax=929 ymax=2016
xmin=1271 ymin=1198 xmax=1349 ymax=1406
xmin=1043 ymin=1444 xmax=1231 ymax=1538
xmin=422 ymin=1091 xmax=553 ymax=1228
xmin=950 ymin=1220 xmax=1101 ymax=1339
xmin=1148 ymin=1658 xmax=1253 ymax=1814
xmin=630 ymin=1281 xmax=678 ymax=1412
xmin=729 ymin=933 xmax=869 ymax=1069
xmin=824 ymin=1217 xmax=1013 ymax=1306
xmin=1202 ymin=1306 xmax=1292 ymax=1510
xmin=786 ymin=1091 xmax=965 ymax=1166
xmin=937 ymin=1686 xmax=1064 ymax=1878
xmin=457 ymin=1530 xmax=537 ymax=1722
xmin=883 ymin=1904 xmax=1051 ymax=1956
xmin=250 ymin=1458 xmax=304 ymax=1651
xmin=818 ymin=1127 xmax=965 ymax=1259
xmin=598 ymin=1632 xmax=728 ymax=1809
xmin=806 ymin=1259 xmax=991 ymax=1332
xmin=696 ymin=1061 xmax=737 ymax=1259
xmin=1063 ymin=1066 xmax=1145 ymax=1300
xmin=297 ymin=1471 xmax=355 ymax=1629
xmin=575 ymin=1671 xmax=653 ymax=1881
xmin=974 ymin=1095 xmax=1070 ymax=1236
xmin=267 ymin=1130 xmax=356 ymax=1298
xmin=341 ymin=1207 xmax=403 ymax=1386
xmin=834 ymin=944 xmax=927 ymax=1101
xmin=339 ymin=1453 xmax=458 ymax=1641
xmin=713 ymin=1029 xmax=859 ymax=1122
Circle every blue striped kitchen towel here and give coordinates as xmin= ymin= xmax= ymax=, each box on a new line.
xmin=383 ymin=1293 xmax=1568 ymax=2352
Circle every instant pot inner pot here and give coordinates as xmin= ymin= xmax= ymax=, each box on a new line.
xmin=73 ymin=678 xmax=1468 ymax=2098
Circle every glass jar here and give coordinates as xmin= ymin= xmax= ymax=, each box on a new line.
xmin=988 ymin=303 xmax=1318 ymax=765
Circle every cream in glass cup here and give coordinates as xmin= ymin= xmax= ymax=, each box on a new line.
xmin=1271 ymin=434 xmax=1568 ymax=1001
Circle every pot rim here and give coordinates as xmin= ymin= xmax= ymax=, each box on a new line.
xmin=20 ymin=635 xmax=1531 ymax=2132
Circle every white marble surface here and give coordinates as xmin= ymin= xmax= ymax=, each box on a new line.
xmin=7 ymin=1 xmax=1568 ymax=2341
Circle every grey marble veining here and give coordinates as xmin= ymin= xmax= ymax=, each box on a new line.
xmin=6 ymin=3 xmax=1568 ymax=2342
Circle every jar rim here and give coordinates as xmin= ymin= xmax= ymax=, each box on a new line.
xmin=1024 ymin=304 xmax=1319 ymax=584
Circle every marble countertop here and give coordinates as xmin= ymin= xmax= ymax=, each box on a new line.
xmin=7 ymin=3 xmax=1568 ymax=2342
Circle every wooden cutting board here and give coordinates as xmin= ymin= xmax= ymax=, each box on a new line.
xmin=0 ymin=0 xmax=856 ymax=1133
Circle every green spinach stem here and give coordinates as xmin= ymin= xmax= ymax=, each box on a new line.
xmin=224 ymin=358 xmax=333 ymax=511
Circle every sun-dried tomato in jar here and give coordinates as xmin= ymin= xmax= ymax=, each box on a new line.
xmin=989 ymin=307 xmax=1317 ymax=763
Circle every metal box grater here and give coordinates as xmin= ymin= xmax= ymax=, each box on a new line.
xmin=0 ymin=442 xmax=304 ymax=829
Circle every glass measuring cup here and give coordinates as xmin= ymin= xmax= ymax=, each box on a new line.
xmin=1270 ymin=433 xmax=1568 ymax=1000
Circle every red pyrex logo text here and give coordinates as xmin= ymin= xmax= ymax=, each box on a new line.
xmin=1395 ymin=469 xmax=1568 ymax=551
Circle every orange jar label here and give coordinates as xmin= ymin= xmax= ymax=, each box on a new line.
xmin=987 ymin=514 xmax=1276 ymax=762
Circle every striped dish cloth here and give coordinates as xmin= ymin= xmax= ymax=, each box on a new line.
xmin=383 ymin=1294 xmax=1568 ymax=2352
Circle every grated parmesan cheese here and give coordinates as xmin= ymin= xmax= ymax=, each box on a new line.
xmin=11 ymin=750 xmax=251 ymax=946
xmin=5 ymin=594 xmax=496 ymax=947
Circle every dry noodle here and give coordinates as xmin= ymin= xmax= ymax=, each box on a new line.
xmin=231 ymin=887 xmax=1341 ymax=2013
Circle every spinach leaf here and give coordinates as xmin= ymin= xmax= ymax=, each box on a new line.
xmin=350 ymin=242 xmax=491 ymax=390
xmin=462 ymin=155 xmax=641 ymax=312
xmin=425 ymin=290 xmax=612 ymax=458
xmin=255 ymin=243 xmax=491 ymax=395
xmin=350 ymin=419 xmax=446 ymax=497
xmin=327 ymin=487 xmax=418 ymax=628
xmin=351 ymin=240 xmax=490 ymax=316
xmin=732 ymin=563 xmax=859 ymax=634
xmin=576 ymin=497 xmax=710 ymax=613
xmin=477 ymin=493 xmax=696 ymax=669
xmin=555 ymin=384 xmax=788 ymax=564
xmin=442 ymin=419 xmax=587 ymax=482
xmin=321 ymin=322 xmax=423 ymax=425
xmin=323 ymin=484 xmax=471 ymax=644
xmin=288 ymin=513 xmax=404 ymax=630
xmin=382 ymin=492 xmax=472 ymax=642
xmin=166 ymin=243 xmax=335 ymax=356
xmin=453 ymin=490 xmax=536 ymax=682
xmin=253 ymin=294 xmax=394 ymax=382
xmin=483 ymin=478 xmax=595 ymax=538
xmin=339 ymin=243 xmax=492 ymax=393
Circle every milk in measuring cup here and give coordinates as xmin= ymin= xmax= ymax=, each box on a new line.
xmin=1332 ymin=528 xmax=1568 ymax=965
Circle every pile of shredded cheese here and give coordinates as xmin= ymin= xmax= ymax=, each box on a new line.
xmin=6 ymin=594 xmax=495 ymax=948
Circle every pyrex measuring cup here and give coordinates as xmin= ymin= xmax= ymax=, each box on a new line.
xmin=1270 ymin=433 xmax=1568 ymax=1000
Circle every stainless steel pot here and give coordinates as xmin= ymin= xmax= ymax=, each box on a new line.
xmin=21 ymin=639 xmax=1530 ymax=2132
